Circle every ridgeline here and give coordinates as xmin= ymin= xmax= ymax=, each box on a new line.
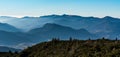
xmin=1 ymin=37 xmax=120 ymax=57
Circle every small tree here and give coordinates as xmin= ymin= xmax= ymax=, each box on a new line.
xmin=102 ymin=37 xmax=105 ymax=40
xmin=51 ymin=38 xmax=60 ymax=42
xmin=69 ymin=37 xmax=73 ymax=41
xmin=115 ymin=37 xmax=118 ymax=41
xmin=88 ymin=37 xmax=91 ymax=40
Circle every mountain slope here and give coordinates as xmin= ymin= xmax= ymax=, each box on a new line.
xmin=17 ymin=39 xmax=120 ymax=57
xmin=0 ymin=23 xmax=20 ymax=32
xmin=0 ymin=30 xmax=34 ymax=49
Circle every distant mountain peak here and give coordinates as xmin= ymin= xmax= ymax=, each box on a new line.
xmin=22 ymin=16 xmax=30 ymax=18
xmin=62 ymin=14 xmax=70 ymax=16
xmin=40 ymin=14 xmax=60 ymax=18
xmin=103 ymin=16 xmax=114 ymax=19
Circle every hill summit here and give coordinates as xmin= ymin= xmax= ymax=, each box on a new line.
xmin=17 ymin=38 xmax=120 ymax=57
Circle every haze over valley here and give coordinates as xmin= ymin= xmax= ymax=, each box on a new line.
xmin=0 ymin=15 xmax=120 ymax=49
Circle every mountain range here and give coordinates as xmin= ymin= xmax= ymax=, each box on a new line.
xmin=0 ymin=14 xmax=120 ymax=49
xmin=28 ymin=23 xmax=96 ymax=40
xmin=0 ymin=23 xmax=95 ymax=49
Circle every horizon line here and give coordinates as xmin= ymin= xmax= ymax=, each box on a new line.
xmin=0 ymin=14 xmax=120 ymax=19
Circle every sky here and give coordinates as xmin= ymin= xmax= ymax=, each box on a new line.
xmin=0 ymin=0 xmax=119 ymax=18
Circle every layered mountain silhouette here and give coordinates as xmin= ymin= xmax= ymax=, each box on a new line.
xmin=28 ymin=23 xmax=95 ymax=40
xmin=0 ymin=15 xmax=120 ymax=49
xmin=0 ymin=22 xmax=95 ymax=49
xmin=1 ymin=15 xmax=120 ymax=33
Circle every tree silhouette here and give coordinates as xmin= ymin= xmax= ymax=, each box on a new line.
xmin=116 ymin=37 xmax=118 ymax=41
xmin=69 ymin=37 xmax=73 ymax=41
xmin=88 ymin=37 xmax=91 ymax=40
xmin=102 ymin=37 xmax=105 ymax=40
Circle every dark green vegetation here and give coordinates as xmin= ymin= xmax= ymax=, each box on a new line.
xmin=1 ymin=38 xmax=120 ymax=57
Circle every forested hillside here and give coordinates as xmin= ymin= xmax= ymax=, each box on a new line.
xmin=14 ymin=38 xmax=120 ymax=57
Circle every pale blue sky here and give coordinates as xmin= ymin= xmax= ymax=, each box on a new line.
xmin=0 ymin=0 xmax=119 ymax=17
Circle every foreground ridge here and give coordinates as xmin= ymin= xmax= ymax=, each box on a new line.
xmin=1 ymin=37 xmax=120 ymax=57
